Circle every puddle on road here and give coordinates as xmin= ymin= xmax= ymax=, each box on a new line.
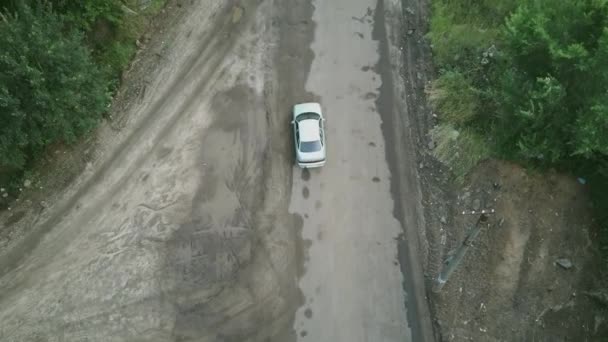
xmin=301 ymin=169 xmax=311 ymax=181
xmin=302 ymin=186 xmax=310 ymax=198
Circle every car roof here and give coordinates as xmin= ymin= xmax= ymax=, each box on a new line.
xmin=298 ymin=119 xmax=320 ymax=142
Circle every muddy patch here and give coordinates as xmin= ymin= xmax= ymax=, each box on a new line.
xmin=293 ymin=213 xmax=310 ymax=279
xmin=210 ymin=85 xmax=256 ymax=132
xmin=302 ymin=186 xmax=310 ymax=198
xmin=301 ymin=169 xmax=311 ymax=181
xmin=165 ymin=219 xmax=252 ymax=290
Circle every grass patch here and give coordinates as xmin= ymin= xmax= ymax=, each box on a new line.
xmin=428 ymin=70 xmax=480 ymax=126
xmin=95 ymin=0 xmax=167 ymax=84
xmin=427 ymin=1 xmax=501 ymax=70
xmin=430 ymin=124 xmax=491 ymax=182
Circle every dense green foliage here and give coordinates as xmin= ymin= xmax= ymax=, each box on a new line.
xmin=3 ymin=1 xmax=159 ymax=80
xmin=0 ymin=4 xmax=109 ymax=170
xmin=428 ymin=70 xmax=480 ymax=125
xmin=0 ymin=1 xmax=165 ymax=203
xmin=47 ymin=0 xmax=123 ymax=31
xmin=428 ymin=0 xmax=608 ymax=255
xmin=496 ymin=1 xmax=608 ymax=163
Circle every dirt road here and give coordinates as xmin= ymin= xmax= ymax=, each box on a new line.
xmin=289 ymin=0 xmax=432 ymax=341
xmin=0 ymin=0 xmax=433 ymax=341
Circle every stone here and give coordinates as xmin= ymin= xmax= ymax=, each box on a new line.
xmin=472 ymin=199 xmax=481 ymax=211
xmin=440 ymin=216 xmax=447 ymax=224
xmin=556 ymin=258 xmax=573 ymax=270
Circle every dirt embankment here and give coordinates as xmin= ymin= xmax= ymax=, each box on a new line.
xmin=429 ymin=161 xmax=607 ymax=341
xmin=397 ymin=0 xmax=608 ymax=341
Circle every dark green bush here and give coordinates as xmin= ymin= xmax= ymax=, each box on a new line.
xmin=494 ymin=0 xmax=608 ymax=163
xmin=49 ymin=0 xmax=123 ymax=31
xmin=428 ymin=0 xmax=608 ymax=257
xmin=428 ymin=70 xmax=480 ymax=126
xmin=0 ymin=3 xmax=110 ymax=170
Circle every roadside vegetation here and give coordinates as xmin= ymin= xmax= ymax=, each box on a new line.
xmin=427 ymin=0 xmax=608 ymax=258
xmin=0 ymin=0 xmax=165 ymax=205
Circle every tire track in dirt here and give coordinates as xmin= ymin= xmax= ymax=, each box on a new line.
xmin=0 ymin=1 xmax=302 ymax=340
xmin=0 ymin=1 xmax=261 ymax=283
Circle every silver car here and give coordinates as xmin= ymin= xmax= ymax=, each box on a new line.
xmin=291 ymin=102 xmax=326 ymax=168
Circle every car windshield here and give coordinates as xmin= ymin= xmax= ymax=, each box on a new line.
xmin=300 ymin=140 xmax=322 ymax=152
xmin=297 ymin=112 xmax=321 ymax=121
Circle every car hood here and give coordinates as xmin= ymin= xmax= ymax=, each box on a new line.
xmin=294 ymin=103 xmax=322 ymax=117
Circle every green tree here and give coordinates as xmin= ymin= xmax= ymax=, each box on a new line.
xmin=0 ymin=0 xmax=124 ymax=32
xmin=47 ymin=0 xmax=123 ymax=31
xmin=491 ymin=0 xmax=608 ymax=164
xmin=0 ymin=3 xmax=110 ymax=170
xmin=428 ymin=0 xmax=608 ymax=258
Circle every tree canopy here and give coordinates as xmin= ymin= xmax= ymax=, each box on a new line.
xmin=429 ymin=0 xmax=608 ymax=254
xmin=0 ymin=3 xmax=109 ymax=170
xmin=493 ymin=0 xmax=608 ymax=164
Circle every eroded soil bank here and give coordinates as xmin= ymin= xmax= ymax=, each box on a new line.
xmin=397 ymin=0 xmax=608 ymax=340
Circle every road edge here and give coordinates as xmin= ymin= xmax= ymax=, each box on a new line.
xmin=375 ymin=0 xmax=437 ymax=340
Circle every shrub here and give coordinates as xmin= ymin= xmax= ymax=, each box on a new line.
xmin=428 ymin=70 xmax=480 ymax=126
xmin=428 ymin=0 xmax=608 ymax=258
xmin=492 ymin=0 xmax=608 ymax=166
xmin=0 ymin=4 xmax=110 ymax=170
xmin=48 ymin=0 xmax=124 ymax=32
xmin=427 ymin=0 xmax=516 ymax=70
xmin=430 ymin=124 xmax=491 ymax=182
